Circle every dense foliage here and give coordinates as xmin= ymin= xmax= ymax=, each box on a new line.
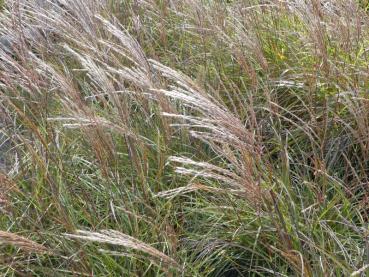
xmin=0 ymin=0 xmax=368 ymax=276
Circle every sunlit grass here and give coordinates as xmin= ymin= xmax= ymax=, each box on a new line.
xmin=0 ymin=0 xmax=368 ymax=276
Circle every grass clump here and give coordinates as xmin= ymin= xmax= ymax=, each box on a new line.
xmin=0 ymin=0 xmax=368 ymax=276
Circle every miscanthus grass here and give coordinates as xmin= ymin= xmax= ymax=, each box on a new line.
xmin=0 ymin=0 xmax=368 ymax=276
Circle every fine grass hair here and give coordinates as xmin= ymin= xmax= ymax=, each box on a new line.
xmin=0 ymin=0 xmax=368 ymax=276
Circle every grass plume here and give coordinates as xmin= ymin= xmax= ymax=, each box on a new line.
xmin=0 ymin=0 xmax=368 ymax=276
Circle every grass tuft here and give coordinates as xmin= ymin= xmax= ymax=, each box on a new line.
xmin=0 ymin=0 xmax=368 ymax=276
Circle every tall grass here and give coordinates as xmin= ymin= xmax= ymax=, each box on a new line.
xmin=0 ymin=0 xmax=368 ymax=276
